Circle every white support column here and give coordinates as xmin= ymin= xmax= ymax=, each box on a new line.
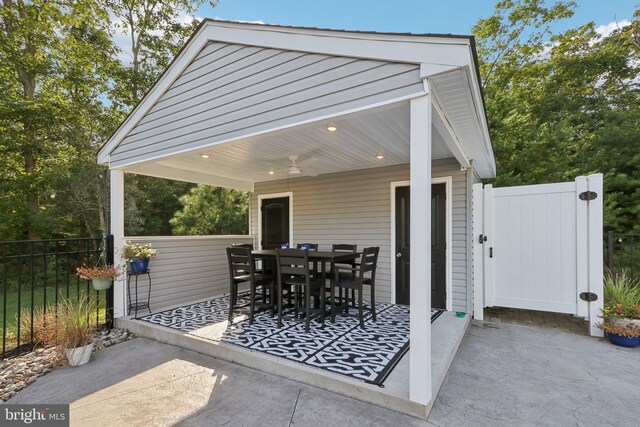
xmin=587 ymin=173 xmax=604 ymax=337
xmin=483 ymin=184 xmax=495 ymax=308
xmin=575 ymin=176 xmax=589 ymax=320
xmin=471 ymin=182 xmax=484 ymax=320
xmin=409 ymin=93 xmax=432 ymax=406
xmin=110 ymin=169 xmax=126 ymax=318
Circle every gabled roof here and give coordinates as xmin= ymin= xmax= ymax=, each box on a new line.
xmin=99 ymin=19 xmax=495 ymax=178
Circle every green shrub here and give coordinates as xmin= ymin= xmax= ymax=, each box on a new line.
xmin=603 ymin=270 xmax=640 ymax=307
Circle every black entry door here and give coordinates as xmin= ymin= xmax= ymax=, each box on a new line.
xmin=395 ymin=187 xmax=411 ymax=305
xmin=395 ymin=184 xmax=447 ymax=309
xmin=431 ymin=184 xmax=447 ymax=309
xmin=261 ymin=197 xmax=290 ymax=249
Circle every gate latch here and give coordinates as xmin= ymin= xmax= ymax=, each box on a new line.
xmin=579 ymin=292 xmax=598 ymax=302
xmin=478 ymin=234 xmax=488 ymax=244
xmin=579 ymin=191 xmax=597 ymax=201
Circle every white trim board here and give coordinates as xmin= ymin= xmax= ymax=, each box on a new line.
xmin=107 ymin=93 xmax=424 ymax=170
xmin=257 ymin=192 xmax=294 ymax=250
xmin=98 ymin=21 xmax=488 ymax=169
xmin=390 ymin=177 xmax=453 ymax=311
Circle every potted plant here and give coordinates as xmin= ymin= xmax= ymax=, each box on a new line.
xmin=597 ymin=271 xmax=640 ymax=348
xmin=28 ymin=296 xmax=100 ymax=367
xmin=30 ymin=296 xmax=100 ymax=366
xmin=76 ymin=264 xmax=121 ymax=290
xmin=58 ymin=296 xmax=99 ymax=366
xmin=123 ymin=241 xmax=158 ymax=274
xmin=597 ymin=322 xmax=640 ymax=348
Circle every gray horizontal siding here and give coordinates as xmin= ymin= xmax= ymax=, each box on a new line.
xmin=436 ymin=159 xmax=468 ymax=312
xmin=250 ymin=159 xmax=469 ymax=311
xmin=125 ymin=236 xmax=252 ymax=311
xmin=110 ymin=42 xmax=423 ymax=167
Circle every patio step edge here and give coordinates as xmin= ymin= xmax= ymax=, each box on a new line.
xmin=116 ymin=317 xmax=430 ymax=419
xmin=427 ymin=313 xmax=471 ymax=415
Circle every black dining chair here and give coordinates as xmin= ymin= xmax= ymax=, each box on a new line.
xmin=275 ymin=248 xmax=325 ymax=332
xmin=331 ymin=246 xmax=380 ymax=328
xmin=226 ymin=246 xmax=273 ymax=324
xmin=231 ymin=243 xmax=254 ymax=250
xmin=331 ymin=244 xmax=359 ymax=306
xmin=229 ymin=242 xmax=257 ymax=272
xmin=231 ymin=242 xmax=267 ymax=297
xmin=296 ymin=243 xmax=319 ymax=277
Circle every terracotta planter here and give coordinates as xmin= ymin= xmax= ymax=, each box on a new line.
xmin=65 ymin=342 xmax=94 ymax=367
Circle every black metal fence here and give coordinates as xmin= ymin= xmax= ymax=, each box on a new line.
xmin=605 ymin=231 xmax=640 ymax=278
xmin=0 ymin=236 xmax=114 ymax=359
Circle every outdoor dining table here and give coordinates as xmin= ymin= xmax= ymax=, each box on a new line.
xmin=251 ymin=249 xmax=361 ymax=314
xmin=251 ymin=249 xmax=361 ymax=275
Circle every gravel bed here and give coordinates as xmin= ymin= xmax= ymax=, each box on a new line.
xmin=0 ymin=328 xmax=134 ymax=401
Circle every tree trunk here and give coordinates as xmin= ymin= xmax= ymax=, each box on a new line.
xmin=18 ymin=62 xmax=40 ymax=240
xmin=8 ymin=0 xmax=41 ymax=240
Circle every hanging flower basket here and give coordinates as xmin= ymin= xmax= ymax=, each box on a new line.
xmin=91 ymin=278 xmax=113 ymax=291
xmin=76 ymin=265 xmax=121 ymax=290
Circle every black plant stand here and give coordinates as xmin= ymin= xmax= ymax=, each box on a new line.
xmin=127 ymin=270 xmax=152 ymax=319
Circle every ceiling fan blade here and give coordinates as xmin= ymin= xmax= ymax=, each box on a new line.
xmin=297 ymin=157 xmax=318 ymax=169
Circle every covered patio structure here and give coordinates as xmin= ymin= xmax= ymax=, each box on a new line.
xmin=98 ymin=20 xmax=495 ymax=418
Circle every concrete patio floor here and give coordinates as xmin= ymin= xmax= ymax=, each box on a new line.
xmin=9 ymin=320 xmax=639 ymax=426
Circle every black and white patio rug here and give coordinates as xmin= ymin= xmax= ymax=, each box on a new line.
xmin=139 ymin=295 xmax=443 ymax=386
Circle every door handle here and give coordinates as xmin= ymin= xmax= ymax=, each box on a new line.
xmin=396 ymin=252 xmax=402 ymax=258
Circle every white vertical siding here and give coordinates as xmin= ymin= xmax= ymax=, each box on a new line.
xmin=125 ymin=236 xmax=252 ymax=311
xmin=250 ymin=159 xmax=469 ymax=311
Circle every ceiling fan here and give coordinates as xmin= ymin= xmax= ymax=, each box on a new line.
xmin=266 ymin=155 xmax=319 ymax=177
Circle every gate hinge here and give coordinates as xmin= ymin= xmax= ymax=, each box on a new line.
xmin=478 ymin=234 xmax=487 ymax=244
xmin=579 ymin=292 xmax=598 ymax=302
xmin=579 ymin=191 xmax=597 ymax=201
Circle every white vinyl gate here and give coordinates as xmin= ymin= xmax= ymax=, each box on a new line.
xmin=473 ymin=174 xmax=604 ymax=336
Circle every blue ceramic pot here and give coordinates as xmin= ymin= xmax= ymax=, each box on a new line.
xmin=129 ymin=257 xmax=150 ymax=274
xmin=607 ymin=332 xmax=639 ymax=348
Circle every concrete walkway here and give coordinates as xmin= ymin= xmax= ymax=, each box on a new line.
xmin=9 ymin=321 xmax=639 ymax=426
xmin=429 ymin=321 xmax=639 ymax=426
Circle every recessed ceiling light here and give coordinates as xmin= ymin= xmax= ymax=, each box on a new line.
xmin=327 ymin=125 xmax=337 ymax=132
xmin=200 ymin=153 xmax=210 ymax=159
xmin=268 ymin=170 xmax=275 ymax=175
xmin=376 ymin=155 xmax=384 ymax=159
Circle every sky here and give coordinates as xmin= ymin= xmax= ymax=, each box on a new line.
xmin=200 ymin=0 xmax=636 ymax=36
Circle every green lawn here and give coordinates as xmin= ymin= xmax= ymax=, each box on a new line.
xmin=0 ymin=278 xmax=108 ymax=352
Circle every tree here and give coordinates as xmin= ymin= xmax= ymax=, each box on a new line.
xmin=108 ymin=0 xmax=215 ymax=108
xmin=124 ymin=174 xmax=194 ymax=236
xmin=0 ymin=0 xmax=218 ymax=240
xmin=0 ymin=0 xmax=117 ymax=240
xmin=106 ymin=0 xmax=216 ymax=236
xmin=171 ymin=186 xmax=249 ymax=235
xmin=474 ymin=1 xmax=640 ymax=232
